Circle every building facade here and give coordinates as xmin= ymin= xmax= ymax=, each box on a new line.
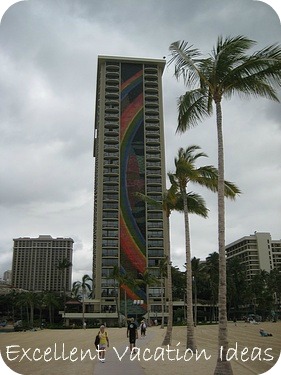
xmin=3 ymin=270 xmax=12 ymax=284
xmin=11 ymin=235 xmax=73 ymax=292
xmin=226 ymin=232 xmax=281 ymax=280
xmin=93 ymin=56 xmax=169 ymax=318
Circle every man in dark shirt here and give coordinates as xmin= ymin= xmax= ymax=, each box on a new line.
xmin=127 ymin=317 xmax=138 ymax=353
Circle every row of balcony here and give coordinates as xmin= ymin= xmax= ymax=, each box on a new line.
xmin=101 ymin=220 xmax=163 ymax=229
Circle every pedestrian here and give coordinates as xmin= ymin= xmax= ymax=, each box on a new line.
xmin=83 ymin=321 xmax=87 ymax=330
xmin=127 ymin=317 xmax=138 ymax=353
xmin=140 ymin=320 xmax=147 ymax=337
xmin=97 ymin=324 xmax=109 ymax=362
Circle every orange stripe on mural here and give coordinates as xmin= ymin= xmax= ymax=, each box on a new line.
xmin=121 ymin=70 xmax=143 ymax=91
xmin=120 ymin=94 xmax=143 ymax=140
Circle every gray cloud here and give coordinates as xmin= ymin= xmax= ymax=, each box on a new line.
xmin=0 ymin=0 xmax=280 ymax=281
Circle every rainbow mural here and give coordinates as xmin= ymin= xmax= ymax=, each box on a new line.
xmin=120 ymin=63 xmax=147 ymax=307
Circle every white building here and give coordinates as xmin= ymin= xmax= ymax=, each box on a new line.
xmin=226 ymin=232 xmax=281 ymax=280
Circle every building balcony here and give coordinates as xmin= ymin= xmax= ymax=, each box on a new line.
xmin=144 ymin=67 xmax=158 ymax=74
xmin=105 ymin=78 xmax=119 ymax=86
xmin=106 ymin=71 xmax=119 ymax=79
xmin=145 ymin=88 xmax=159 ymax=96
xmin=105 ymin=92 xmax=119 ymax=100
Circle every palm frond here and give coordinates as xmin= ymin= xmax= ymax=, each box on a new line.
xmin=169 ymin=40 xmax=212 ymax=89
xmin=177 ymin=89 xmax=212 ymax=132
xmin=186 ymin=192 xmax=209 ymax=218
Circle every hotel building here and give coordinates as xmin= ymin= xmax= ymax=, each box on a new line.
xmin=226 ymin=232 xmax=281 ymax=280
xmin=11 ymin=235 xmax=73 ymax=292
xmin=93 ymin=56 xmax=169 ymax=318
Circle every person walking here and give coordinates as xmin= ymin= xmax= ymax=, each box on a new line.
xmin=97 ymin=324 xmax=109 ymax=362
xmin=127 ymin=317 xmax=138 ymax=353
xmin=140 ymin=320 xmax=147 ymax=337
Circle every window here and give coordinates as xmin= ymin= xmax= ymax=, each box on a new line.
xmin=102 ymin=239 xmax=118 ymax=247
xmin=102 ymin=258 xmax=118 ymax=266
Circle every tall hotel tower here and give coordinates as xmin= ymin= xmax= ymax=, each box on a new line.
xmin=93 ymin=56 xmax=169 ymax=318
xmin=12 ymin=235 xmax=73 ymax=292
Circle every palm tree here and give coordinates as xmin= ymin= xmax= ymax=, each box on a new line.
xmin=159 ymin=256 xmax=168 ymax=329
xmin=72 ymin=274 xmax=92 ymax=328
xmin=169 ymin=145 xmax=240 ymax=351
xmin=136 ymin=185 xmax=181 ymax=345
xmin=19 ymin=291 xmax=39 ymax=328
xmin=268 ymin=267 xmax=281 ymax=317
xmin=226 ymin=257 xmax=247 ymax=320
xmin=205 ymin=252 xmax=220 ymax=323
xmin=109 ymin=266 xmax=134 ymax=327
xmin=191 ymin=257 xmax=201 ymax=327
xmin=57 ymin=258 xmax=72 ymax=323
xmin=43 ymin=292 xmax=60 ymax=325
xmin=169 ymin=35 xmax=281 ymax=374
xmin=137 ymin=269 xmax=160 ymax=325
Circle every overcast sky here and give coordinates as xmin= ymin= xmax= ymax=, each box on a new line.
xmin=0 ymin=0 xmax=280 ymax=285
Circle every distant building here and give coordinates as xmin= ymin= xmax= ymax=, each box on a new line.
xmin=11 ymin=235 xmax=73 ymax=292
xmin=226 ymin=232 xmax=281 ymax=280
xmin=3 ymin=270 xmax=12 ymax=284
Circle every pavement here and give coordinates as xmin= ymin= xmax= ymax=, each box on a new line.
xmin=94 ymin=335 xmax=150 ymax=375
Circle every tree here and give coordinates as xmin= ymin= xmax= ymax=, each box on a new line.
xmin=205 ymin=252 xmax=219 ymax=322
xmin=57 ymin=258 xmax=72 ymax=323
xmin=109 ymin=266 xmax=135 ymax=327
xmin=226 ymin=257 xmax=247 ymax=319
xmin=249 ymin=270 xmax=273 ymax=320
xmin=191 ymin=257 xmax=201 ymax=327
xmin=171 ymin=266 xmax=186 ymax=300
xmin=159 ymin=256 xmax=168 ymax=329
xmin=169 ymin=35 xmax=281 ymax=374
xmin=19 ymin=291 xmax=39 ymax=328
xmin=43 ymin=292 xmax=60 ymax=325
xmin=137 ymin=269 xmax=160 ymax=325
xmin=72 ymin=274 xmax=92 ymax=327
xmin=136 ymin=184 xmax=181 ymax=345
xmin=169 ymin=145 xmax=240 ymax=351
xmin=268 ymin=267 xmax=281 ymax=318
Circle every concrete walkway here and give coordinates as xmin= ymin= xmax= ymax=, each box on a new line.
xmin=94 ymin=335 xmax=151 ymax=375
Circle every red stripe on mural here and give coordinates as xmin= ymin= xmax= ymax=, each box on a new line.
xmin=121 ymin=70 xmax=143 ymax=91
xmin=120 ymin=93 xmax=143 ymax=140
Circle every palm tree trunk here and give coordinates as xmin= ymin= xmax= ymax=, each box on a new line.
xmin=124 ymin=289 xmax=127 ymax=321
xmin=214 ymin=101 xmax=233 ymax=375
xmin=114 ymin=281 xmax=121 ymax=328
xmin=49 ymin=306 xmax=52 ymax=324
xmin=161 ymin=277 xmax=165 ymax=329
xmin=26 ymin=305 xmax=29 ymax=327
xmin=183 ymin=191 xmax=196 ymax=351
xmin=82 ymin=292 xmax=85 ymax=328
xmin=146 ymin=287 xmax=151 ymax=326
xmin=30 ymin=303 xmax=34 ymax=328
xmin=162 ymin=216 xmax=173 ymax=345
xmin=194 ymin=279 xmax=197 ymax=327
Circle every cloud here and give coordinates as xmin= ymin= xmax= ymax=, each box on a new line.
xmin=0 ymin=0 xmax=280 ymax=283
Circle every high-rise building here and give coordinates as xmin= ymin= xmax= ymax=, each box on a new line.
xmin=11 ymin=235 xmax=73 ymax=292
xmin=93 ymin=56 xmax=169 ymax=318
xmin=226 ymin=232 xmax=281 ymax=280
xmin=3 ymin=270 xmax=12 ymax=284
